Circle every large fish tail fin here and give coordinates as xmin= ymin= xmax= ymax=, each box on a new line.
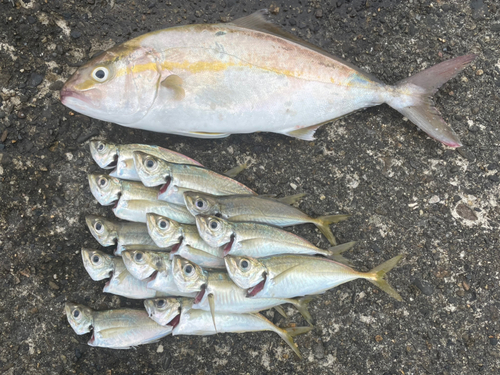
xmin=367 ymin=255 xmax=403 ymax=301
xmin=387 ymin=54 xmax=476 ymax=147
xmin=314 ymin=214 xmax=350 ymax=245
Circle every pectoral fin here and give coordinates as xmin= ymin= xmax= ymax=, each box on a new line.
xmin=208 ymin=293 xmax=217 ymax=333
xmin=161 ymin=74 xmax=185 ymax=100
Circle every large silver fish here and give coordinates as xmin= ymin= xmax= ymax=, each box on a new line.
xmin=224 ymin=254 xmax=403 ymax=301
xmin=183 ymin=191 xmax=348 ymax=245
xmin=85 ymin=215 xmax=164 ymax=255
xmin=144 ymin=297 xmax=311 ymax=359
xmin=65 ymin=302 xmax=172 ymax=349
xmin=61 ymin=10 xmax=475 ymax=147
xmin=196 ymin=214 xmax=356 ymax=259
xmin=89 ymin=141 xmax=203 ymax=181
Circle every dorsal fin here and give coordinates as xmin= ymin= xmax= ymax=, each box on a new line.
xmin=230 ymin=10 xmax=382 ymax=84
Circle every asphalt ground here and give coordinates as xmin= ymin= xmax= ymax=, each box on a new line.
xmin=0 ymin=0 xmax=499 ymax=374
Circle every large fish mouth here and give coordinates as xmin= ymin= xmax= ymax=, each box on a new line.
xmin=167 ymin=313 xmax=181 ymax=329
xmin=158 ymin=177 xmax=172 ymax=197
xmin=60 ymin=88 xmax=95 ymax=107
xmin=194 ymin=285 xmax=206 ymax=304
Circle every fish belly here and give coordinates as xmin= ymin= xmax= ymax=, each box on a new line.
xmin=137 ymin=67 xmax=381 ymax=136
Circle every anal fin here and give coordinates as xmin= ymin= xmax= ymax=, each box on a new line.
xmin=283 ymin=124 xmax=323 ymax=141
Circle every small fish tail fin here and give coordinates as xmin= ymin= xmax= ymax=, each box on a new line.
xmin=278 ymin=192 xmax=307 ymax=205
xmin=314 ymin=214 xmax=350 ymax=245
xmin=289 ymin=295 xmax=316 ymax=325
xmin=325 ymin=241 xmax=357 ymax=265
xmin=252 ymin=312 xmax=303 ymax=359
xmin=223 ymin=163 xmax=247 ymax=178
xmin=283 ymin=326 xmax=313 ymax=338
xmin=367 ymin=255 xmax=403 ymax=301
xmin=388 ymin=54 xmax=476 ymax=147
xmin=274 ymin=305 xmax=288 ymax=319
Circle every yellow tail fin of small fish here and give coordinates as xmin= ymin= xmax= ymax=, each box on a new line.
xmin=326 ymin=241 xmax=357 ymax=265
xmin=367 ymin=255 xmax=403 ymax=301
xmin=284 ymin=326 xmax=313 ymax=338
xmin=278 ymin=192 xmax=307 ymax=205
xmin=223 ymin=163 xmax=247 ymax=178
xmin=274 ymin=305 xmax=288 ymax=319
xmin=314 ymin=214 xmax=350 ymax=245
xmin=289 ymin=295 xmax=316 ymax=325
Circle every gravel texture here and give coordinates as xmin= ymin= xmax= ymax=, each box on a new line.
xmin=1 ymin=0 xmax=499 ymax=374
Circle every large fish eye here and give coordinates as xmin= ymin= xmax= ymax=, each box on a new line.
xmin=209 ymin=220 xmax=219 ymax=230
xmin=183 ymin=264 xmax=194 ymax=275
xmin=158 ymin=219 xmax=169 ymax=230
xmin=92 ymin=67 xmax=109 ymax=83
xmin=156 ymin=299 xmax=165 ymax=308
xmin=195 ymin=199 xmax=206 ymax=209
xmin=134 ymin=252 xmax=143 ymax=262
xmin=240 ymin=259 xmax=250 ymax=270
xmin=92 ymin=254 xmax=100 ymax=264
xmin=94 ymin=222 xmax=103 ymax=233
xmin=73 ymin=309 xmax=80 ymax=318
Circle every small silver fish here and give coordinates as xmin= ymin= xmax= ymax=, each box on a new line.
xmin=144 ymin=297 xmax=311 ymax=359
xmin=81 ymin=248 xmax=115 ymax=281
xmin=224 ymin=254 xmax=403 ymax=301
xmin=132 ymin=151 xmax=255 ymax=198
xmin=196 ymin=215 xmax=356 ymax=259
xmin=113 ymin=196 xmax=195 ymax=225
xmin=146 ymin=213 xmax=224 ymax=268
xmin=85 ymin=215 xmax=164 ymax=255
xmin=65 ymin=302 xmax=172 ymax=349
xmin=89 ymin=141 xmax=203 ymax=181
xmin=146 ymin=260 xmax=198 ymax=298
xmin=103 ymin=256 xmax=169 ymax=299
xmin=171 ymin=256 xmax=313 ymax=323
xmin=184 ymin=191 xmax=348 ymax=245
xmin=121 ymin=249 xmax=171 ymax=280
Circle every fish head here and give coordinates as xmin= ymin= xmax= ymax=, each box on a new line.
xmin=224 ymin=255 xmax=266 ymax=291
xmin=121 ymin=249 xmax=157 ymax=280
xmin=65 ymin=302 xmax=94 ymax=335
xmin=183 ymin=191 xmax=220 ymax=217
xmin=61 ymin=45 xmax=161 ymax=125
xmin=85 ymin=215 xmax=118 ymax=246
xmin=146 ymin=213 xmax=182 ymax=248
xmin=172 ymin=256 xmax=207 ymax=293
xmin=195 ymin=215 xmax=232 ymax=249
xmin=89 ymin=141 xmax=118 ymax=169
xmin=144 ymin=297 xmax=181 ymax=327
xmin=87 ymin=173 xmax=121 ymax=206
xmin=81 ymin=248 xmax=115 ymax=281
xmin=132 ymin=151 xmax=171 ymax=187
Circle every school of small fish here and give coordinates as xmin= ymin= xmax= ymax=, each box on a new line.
xmin=65 ymin=141 xmax=402 ymax=356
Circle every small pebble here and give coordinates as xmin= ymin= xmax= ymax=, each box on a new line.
xmin=429 ymin=195 xmax=440 ymax=204
xmin=157 ymin=344 xmax=164 ymax=353
xmin=70 ymin=30 xmax=82 ymax=39
xmin=475 ymin=69 xmax=483 ymax=76
xmin=490 ymin=337 xmax=498 ymax=346
xmin=375 ymin=335 xmax=383 ymax=342
xmin=49 ymin=281 xmax=59 ymax=290
xmin=412 ymin=278 xmax=434 ymax=296
xmin=17 ymin=112 xmax=26 ymax=119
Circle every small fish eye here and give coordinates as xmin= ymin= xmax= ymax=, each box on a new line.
xmin=134 ymin=252 xmax=143 ymax=261
xmin=210 ymin=221 xmax=218 ymax=230
xmin=145 ymin=159 xmax=155 ymax=169
xmin=97 ymin=143 xmax=105 ymax=151
xmin=95 ymin=222 xmax=103 ymax=232
xmin=99 ymin=177 xmax=107 ymax=186
xmin=240 ymin=260 xmax=249 ymax=269
xmin=184 ymin=264 xmax=193 ymax=275
xmin=196 ymin=200 xmax=204 ymax=208
xmin=92 ymin=67 xmax=109 ymax=83
xmin=156 ymin=299 xmax=165 ymax=308
xmin=92 ymin=255 xmax=100 ymax=263
xmin=73 ymin=309 xmax=80 ymax=318
xmin=159 ymin=220 xmax=168 ymax=229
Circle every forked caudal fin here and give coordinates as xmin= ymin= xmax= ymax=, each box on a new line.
xmin=313 ymin=214 xmax=350 ymax=245
xmin=367 ymin=255 xmax=403 ymax=301
xmin=387 ymin=54 xmax=476 ymax=147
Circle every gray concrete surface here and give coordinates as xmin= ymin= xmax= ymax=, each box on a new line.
xmin=0 ymin=0 xmax=499 ymax=374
